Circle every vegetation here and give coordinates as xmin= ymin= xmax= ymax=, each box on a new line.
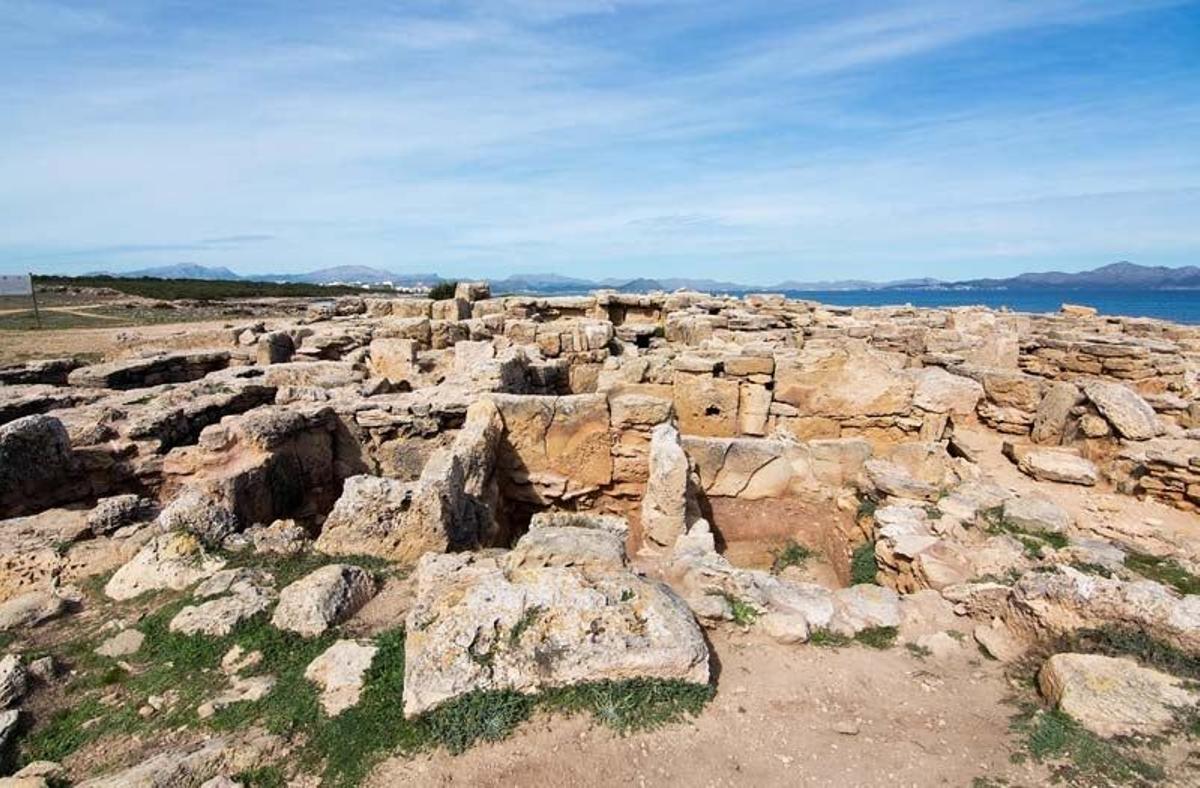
xmin=855 ymin=496 xmax=878 ymax=521
xmin=17 ymin=551 xmax=714 ymax=786
xmin=810 ymin=626 xmax=897 ymax=650
xmin=905 ymin=642 xmax=933 ymax=660
xmin=717 ymin=592 xmax=760 ymax=627
xmin=850 ymin=541 xmax=878 ymax=585
xmin=33 ymin=274 xmax=392 ymax=301
xmin=1059 ymin=626 xmax=1200 ymax=682
xmin=1009 ymin=704 xmax=1164 ymax=786
xmin=427 ymin=281 xmax=458 ymax=300
xmin=770 ymin=540 xmax=815 ymax=574
xmin=1123 ymin=551 xmax=1200 ymax=595
xmin=980 ymin=506 xmax=1068 ymax=559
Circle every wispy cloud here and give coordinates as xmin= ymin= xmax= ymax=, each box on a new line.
xmin=1 ymin=0 xmax=1197 ymax=281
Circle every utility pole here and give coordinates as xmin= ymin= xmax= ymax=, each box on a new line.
xmin=28 ymin=272 xmax=42 ymax=329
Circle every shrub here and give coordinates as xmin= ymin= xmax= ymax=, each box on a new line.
xmin=428 ymin=281 xmax=458 ymax=300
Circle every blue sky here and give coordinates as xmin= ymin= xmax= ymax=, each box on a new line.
xmin=1 ymin=0 xmax=1198 ymax=284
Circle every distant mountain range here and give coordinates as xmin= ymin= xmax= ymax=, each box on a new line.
xmin=88 ymin=261 xmax=1200 ymax=294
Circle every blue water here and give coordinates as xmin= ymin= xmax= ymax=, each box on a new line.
xmin=776 ymin=288 xmax=1200 ymax=325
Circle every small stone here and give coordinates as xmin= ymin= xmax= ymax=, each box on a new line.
xmin=833 ymin=719 xmax=860 ymax=735
xmin=95 ymin=629 xmax=145 ymax=658
xmin=304 ymin=639 xmax=378 ymax=715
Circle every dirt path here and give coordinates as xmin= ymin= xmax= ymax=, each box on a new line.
xmin=368 ymin=628 xmax=1047 ymax=787
xmin=0 ymin=318 xmax=269 ymax=364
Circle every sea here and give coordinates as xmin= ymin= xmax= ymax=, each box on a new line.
xmin=774 ymin=288 xmax=1200 ymax=325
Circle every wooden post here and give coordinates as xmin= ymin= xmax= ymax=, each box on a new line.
xmin=28 ymin=272 xmax=42 ymax=329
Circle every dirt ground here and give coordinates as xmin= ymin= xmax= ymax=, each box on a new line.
xmin=368 ymin=626 xmax=1048 ymax=788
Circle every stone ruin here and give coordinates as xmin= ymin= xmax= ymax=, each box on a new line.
xmin=3 ymin=284 xmax=1200 ymax=780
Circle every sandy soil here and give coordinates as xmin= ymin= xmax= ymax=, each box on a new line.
xmin=368 ymin=627 xmax=1048 ymax=788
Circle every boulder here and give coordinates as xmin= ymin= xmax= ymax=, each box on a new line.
xmin=95 ymin=629 xmax=145 ymax=658
xmin=864 ymin=459 xmax=940 ymax=501
xmin=271 ymin=564 xmax=375 ymax=637
xmin=403 ymin=550 xmax=710 ymax=717
xmin=1030 ymin=382 xmax=1083 ymax=445
xmin=0 ymin=591 xmax=66 ymax=632
xmin=1002 ymin=495 xmax=1072 ymax=535
xmin=829 ymin=585 xmax=902 ymax=636
xmin=0 ymin=654 xmax=27 ymax=709
xmin=170 ymin=569 xmax=277 ymax=637
xmin=304 ymin=639 xmax=378 ymax=715
xmin=157 ymin=489 xmax=240 ymax=546
xmin=774 ymin=345 xmax=913 ymax=418
xmin=0 ymin=414 xmax=80 ymax=517
xmin=1039 ymin=653 xmax=1198 ymax=738
xmin=76 ymin=736 xmax=277 ymax=788
xmin=1083 ymin=381 xmax=1159 ymax=441
xmin=1016 ymin=449 xmax=1098 ymax=486
xmin=505 ymin=526 xmax=627 ymax=574
xmin=641 ymin=423 xmax=691 ymax=548
xmin=105 ymin=532 xmax=226 ymax=601
xmin=911 ymin=367 xmax=983 ymax=415
xmin=86 ymin=494 xmax=156 ymax=536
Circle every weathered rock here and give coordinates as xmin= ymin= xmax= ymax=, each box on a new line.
xmin=95 ymin=629 xmax=145 ymax=658
xmin=86 ymin=494 xmax=156 ymax=536
xmin=197 ymin=675 xmax=277 ymax=718
xmin=67 ymin=351 xmax=230 ymax=390
xmin=864 ymin=459 xmax=940 ymax=501
xmin=1016 ymin=449 xmax=1098 ymax=486
xmin=760 ymin=612 xmax=810 ymax=644
xmin=774 ymin=345 xmax=913 ymax=418
xmin=911 ymin=367 xmax=983 ymax=415
xmin=170 ymin=576 xmax=276 ymax=637
xmin=1007 ymin=566 xmax=1200 ymax=653
xmin=404 ymin=551 xmax=710 ymax=717
xmin=1039 ymin=653 xmax=1198 ymax=738
xmin=973 ymin=618 xmax=1025 ymax=661
xmin=1031 ymin=382 xmax=1083 ymax=445
xmin=1003 ymin=495 xmax=1072 ymax=534
xmin=248 ymin=519 xmax=309 ymax=556
xmin=0 ymin=709 xmax=18 ymax=754
xmin=0 ymin=654 xmax=27 ymax=709
xmin=829 ymin=585 xmax=902 ymax=636
xmin=642 ymin=423 xmax=691 ymax=548
xmin=271 ymin=564 xmax=375 ymax=637
xmin=157 ymin=488 xmax=240 ymax=546
xmin=0 ymin=415 xmax=80 ymax=517
xmin=304 ymin=639 xmax=378 ymax=715
xmin=0 ymin=592 xmax=66 ymax=632
xmin=105 ymin=532 xmax=226 ymax=601
xmin=505 ymin=526 xmax=627 ymax=574
xmin=1083 ymin=381 xmax=1159 ymax=441
xmin=76 ymin=735 xmax=277 ymax=788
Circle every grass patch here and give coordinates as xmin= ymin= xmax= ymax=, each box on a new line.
xmin=981 ymin=507 xmax=1068 ymax=559
xmin=1060 ymin=627 xmax=1200 ymax=682
xmin=234 ymin=766 xmax=288 ymax=788
xmin=22 ymin=578 xmax=714 ymax=786
xmin=850 ymin=541 xmax=878 ymax=586
xmin=770 ymin=540 xmax=815 ymax=574
xmin=856 ymin=497 xmax=878 ymax=522
xmin=811 ymin=626 xmax=897 ymax=650
xmin=1011 ymin=705 xmax=1165 ymax=786
xmin=716 ymin=593 xmax=759 ymax=627
xmin=1124 ymin=552 xmax=1200 ymax=596
xmin=905 ymin=642 xmax=933 ymax=660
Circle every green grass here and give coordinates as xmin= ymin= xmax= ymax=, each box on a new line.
xmin=770 ymin=540 xmax=815 ymax=574
xmin=1060 ymin=627 xmax=1200 ymax=682
xmin=980 ymin=506 xmax=1068 ymax=559
xmin=1124 ymin=551 xmax=1200 ymax=596
xmin=905 ymin=642 xmax=933 ymax=660
xmin=850 ymin=541 xmax=878 ymax=586
xmin=715 ymin=592 xmax=759 ymax=627
xmin=234 ymin=766 xmax=288 ymax=788
xmin=856 ymin=497 xmax=878 ymax=521
xmin=1011 ymin=705 xmax=1165 ymax=786
xmin=19 ymin=553 xmax=714 ymax=786
xmin=811 ymin=626 xmax=897 ymax=650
